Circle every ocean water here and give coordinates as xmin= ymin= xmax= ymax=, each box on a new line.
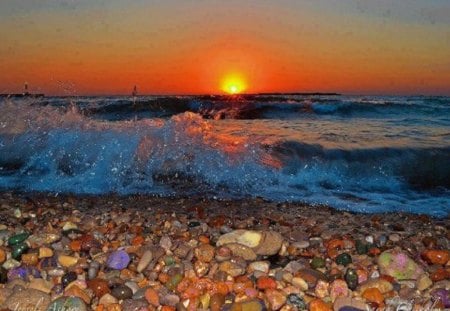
xmin=0 ymin=94 xmax=449 ymax=217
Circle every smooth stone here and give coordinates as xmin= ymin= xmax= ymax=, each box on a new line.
xmin=195 ymin=244 xmax=215 ymax=262
xmin=12 ymin=243 xmax=29 ymax=259
xmin=241 ymin=298 xmax=267 ymax=311
xmin=248 ymin=261 xmax=270 ymax=274
xmin=8 ymin=232 xmax=29 ymax=246
xmin=61 ymin=271 xmax=78 ymax=288
xmin=217 ymin=230 xmax=262 ymax=248
xmin=416 ymin=274 xmax=432 ymax=291
xmin=311 ymin=257 xmax=326 ymax=269
xmin=335 ymin=253 xmax=352 ymax=266
xmin=47 ymin=296 xmax=87 ymax=311
xmin=421 ymin=249 xmax=449 ymax=265
xmin=333 ymin=297 xmax=369 ymax=311
xmin=160 ymin=293 xmax=180 ymax=306
xmin=121 ymin=298 xmax=148 ymax=311
xmin=166 ymin=273 xmax=184 ymax=291
xmin=286 ymin=293 xmax=306 ymax=310
xmin=2 ymin=258 xmax=20 ymax=270
xmin=111 ymin=284 xmax=133 ymax=300
xmin=88 ymin=278 xmax=110 ymax=297
xmin=329 ymin=279 xmax=349 ymax=302
xmin=296 ymin=268 xmax=328 ymax=289
xmin=58 ymin=255 xmax=78 ymax=267
xmin=39 ymin=247 xmax=54 ymax=258
xmin=5 ymin=288 xmax=51 ymax=311
xmin=226 ymin=243 xmax=257 ymax=261
xmin=136 ymin=250 xmax=153 ymax=273
xmin=28 ymin=278 xmax=53 ymax=294
xmin=254 ymin=231 xmax=283 ymax=256
xmin=345 ymin=268 xmax=358 ymax=290
xmin=357 ymin=278 xmax=393 ymax=294
xmin=265 ymin=289 xmax=286 ymax=310
xmin=98 ymin=293 xmax=119 ymax=305
xmin=106 ymin=249 xmax=130 ymax=270
xmin=431 ymin=288 xmax=450 ymax=308
xmin=219 ymin=261 xmax=246 ymax=277
xmin=378 ymin=250 xmax=423 ymax=280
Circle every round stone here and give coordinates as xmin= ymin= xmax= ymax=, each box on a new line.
xmin=106 ymin=250 xmax=130 ymax=270
xmin=61 ymin=271 xmax=77 ymax=288
xmin=111 ymin=285 xmax=133 ymax=300
xmin=8 ymin=232 xmax=29 ymax=246
xmin=336 ymin=253 xmax=352 ymax=266
xmin=311 ymin=257 xmax=326 ymax=269
xmin=345 ymin=268 xmax=358 ymax=290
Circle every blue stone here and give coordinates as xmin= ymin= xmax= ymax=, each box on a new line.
xmin=106 ymin=250 xmax=130 ymax=270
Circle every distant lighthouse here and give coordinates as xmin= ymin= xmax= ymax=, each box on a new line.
xmin=24 ymin=82 xmax=29 ymax=95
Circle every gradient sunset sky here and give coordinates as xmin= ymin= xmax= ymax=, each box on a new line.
xmin=1 ymin=0 xmax=449 ymax=95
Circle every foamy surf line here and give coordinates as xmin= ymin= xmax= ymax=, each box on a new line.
xmin=0 ymin=96 xmax=449 ymax=217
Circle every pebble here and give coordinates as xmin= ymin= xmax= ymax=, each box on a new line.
xmin=5 ymin=288 xmax=51 ymax=311
xmin=88 ymin=278 xmax=110 ymax=297
xmin=48 ymin=296 xmax=87 ymax=311
xmin=421 ymin=249 xmax=449 ymax=265
xmin=137 ymin=250 xmax=153 ymax=272
xmin=377 ymin=250 xmax=423 ymax=280
xmin=265 ymin=289 xmax=286 ymax=310
xmin=58 ymin=255 xmax=78 ymax=267
xmin=111 ymin=284 xmax=133 ymax=300
xmin=107 ymin=249 xmax=130 ymax=270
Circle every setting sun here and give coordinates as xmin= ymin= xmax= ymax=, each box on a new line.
xmin=221 ymin=74 xmax=247 ymax=94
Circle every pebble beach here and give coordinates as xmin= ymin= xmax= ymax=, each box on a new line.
xmin=0 ymin=192 xmax=448 ymax=311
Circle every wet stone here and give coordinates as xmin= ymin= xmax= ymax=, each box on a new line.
xmin=111 ymin=284 xmax=133 ymax=300
xmin=311 ymin=257 xmax=326 ymax=269
xmin=106 ymin=249 xmax=130 ymax=270
xmin=8 ymin=232 xmax=29 ymax=246
xmin=287 ymin=293 xmax=307 ymax=310
xmin=12 ymin=242 xmax=29 ymax=259
xmin=345 ymin=268 xmax=358 ymax=290
xmin=61 ymin=271 xmax=77 ymax=288
xmin=335 ymin=253 xmax=352 ymax=266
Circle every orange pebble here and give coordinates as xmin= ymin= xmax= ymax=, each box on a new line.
xmin=309 ymin=299 xmax=332 ymax=311
xmin=145 ymin=288 xmax=160 ymax=307
xmin=422 ymin=250 xmax=449 ymax=265
xmin=362 ymin=288 xmax=384 ymax=305
xmin=256 ymin=276 xmax=277 ymax=290
xmin=198 ymin=235 xmax=210 ymax=244
xmin=161 ymin=306 xmax=176 ymax=311
xmin=131 ymin=235 xmax=145 ymax=246
xmin=212 ymin=282 xmax=229 ymax=295
xmin=69 ymin=240 xmax=82 ymax=252
xmin=368 ymin=247 xmax=381 ymax=256
xmin=430 ymin=268 xmax=450 ymax=282
xmin=158 ymin=272 xmax=170 ymax=284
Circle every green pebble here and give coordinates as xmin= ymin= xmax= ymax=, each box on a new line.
xmin=166 ymin=273 xmax=183 ymax=291
xmin=355 ymin=240 xmax=368 ymax=254
xmin=345 ymin=268 xmax=358 ymax=290
xmin=336 ymin=253 xmax=352 ymax=266
xmin=12 ymin=243 xmax=29 ymax=260
xmin=8 ymin=232 xmax=29 ymax=246
xmin=164 ymin=256 xmax=175 ymax=266
xmin=310 ymin=257 xmax=326 ymax=269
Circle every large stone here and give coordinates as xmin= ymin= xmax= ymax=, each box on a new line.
xmin=5 ymin=288 xmax=51 ymax=311
xmin=333 ymin=297 xmax=369 ymax=311
xmin=254 ymin=231 xmax=283 ymax=256
xmin=217 ymin=230 xmax=262 ymax=248
xmin=227 ymin=243 xmax=257 ymax=261
xmin=377 ymin=250 xmax=423 ymax=280
xmin=216 ymin=230 xmax=283 ymax=256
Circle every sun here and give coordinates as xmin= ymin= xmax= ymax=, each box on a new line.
xmin=221 ymin=74 xmax=247 ymax=95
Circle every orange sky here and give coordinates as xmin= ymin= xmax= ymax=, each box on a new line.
xmin=0 ymin=1 xmax=449 ymax=95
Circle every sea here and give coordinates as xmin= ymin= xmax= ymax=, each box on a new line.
xmin=0 ymin=94 xmax=449 ymax=217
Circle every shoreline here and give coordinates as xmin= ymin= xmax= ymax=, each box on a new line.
xmin=0 ymin=192 xmax=448 ymax=310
